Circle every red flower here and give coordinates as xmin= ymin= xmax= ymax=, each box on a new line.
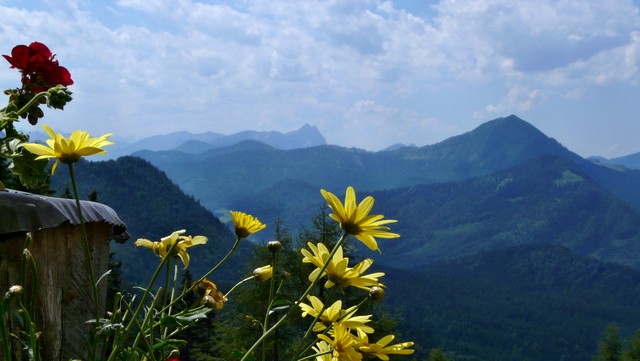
xmin=3 ymin=42 xmax=73 ymax=92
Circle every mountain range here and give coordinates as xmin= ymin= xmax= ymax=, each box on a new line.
xmin=47 ymin=114 xmax=640 ymax=360
xmin=107 ymin=123 xmax=326 ymax=158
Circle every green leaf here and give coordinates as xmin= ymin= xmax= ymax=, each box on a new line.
xmin=150 ymin=338 xmax=188 ymax=350
xmin=175 ymin=308 xmax=210 ymax=323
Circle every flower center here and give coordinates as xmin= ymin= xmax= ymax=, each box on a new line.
xmin=341 ymin=222 xmax=361 ymax=235
xmin=235 ymin=227 xmax=250 ymax=239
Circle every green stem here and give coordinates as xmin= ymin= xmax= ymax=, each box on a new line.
xmin=0 ymin=295 xmax=12 ymax=361
xmin=108 ymin=248 xmax=174 ymax=361
xmin=294 ymin=287 xmax=338 ymax=359
xmin=240 ymin=232 xmax=348 ymax=361
xmin=297 ymin=349 xmax=332 ymax=361
xmin=14 ymin=91 xmax=48 ymax=118
xmin=161 ymin=261 xmax=179 ymax=360
xmin=68 ymin=162 xmax=100 ymax=361
xmin=224 ymin=276 xmax=255 ymax=298
xmin=261 ymin=251 xmax=278 ymax=361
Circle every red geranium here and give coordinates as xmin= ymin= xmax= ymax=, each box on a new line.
xmin=3 ymin=41 xmax=73 ymax=92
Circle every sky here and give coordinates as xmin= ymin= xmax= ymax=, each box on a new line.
xmin=1 ymin=0 xmax=639 ymax=158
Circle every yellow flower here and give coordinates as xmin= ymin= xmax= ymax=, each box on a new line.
xmin=317 ymin=323 xmax=363 ymax=361
xmin=301 ymin=242 xmax=347 ymax=284
xmin=253 ymin=265 xmax=273 ymax=282
xmin=299 ymin=296 xmax=374 ymax=334
xmin=337 ymin=258 xmax=385 ymax=291
xmin=311 ymin=341 xmax=333 ymax=361
xmin=22 ymin=124 xmax=113 ymax=175
xmin=357 ymin=330 xmax=415 ymax=361
xmin=320 ymin=187 xmax=399 ymax=252
xmin=301 ymin=242 xmax=385 ymax=290
xmin=134 ymin=230 xmax=207 ymax=269
xmin=230 ymin=211 xmax=266 ymax=239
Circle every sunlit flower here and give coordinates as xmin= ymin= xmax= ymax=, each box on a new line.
xmin=301 ymin=242 xmax=385 ymax=290
xmin=317 ymin=323 xmax=363 ymax=361
xmin=230 ymin=211 xmax=266 ymax=239
xmin=336 ymin=258 xmax=385 ymax=291
xmin=321 ymin=186 xmax=399 ymax=252
xmin=22 ymin=124 xmax=113 ymax=174
xmin=253 ymin=265 xmax=273 ymax=282
xmin=193 ymin=279 xmax=227 ymax=310
xmin=299 ymin=296 xmax=374 ymax=334
xmin=301 ymin=242 xmax=347 ymax=284
xmin=356 ymin=330 xmax=415 ymax=360
xmin=134 ymin=230 xmax=207 ymax=269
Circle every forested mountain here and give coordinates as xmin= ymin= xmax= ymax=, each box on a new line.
xmin=384 ymin=243 xmax=640 ymax=361
xmin=369 ymin=155 xmax=640 ymax=269
xmin=40 ymin=115 xmax=640 ymax=360
xmin=48 ymin=156 xmax=255 ymax=285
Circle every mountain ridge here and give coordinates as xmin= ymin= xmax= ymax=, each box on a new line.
xmin=132 ymin=115 xmax=640 ymax=213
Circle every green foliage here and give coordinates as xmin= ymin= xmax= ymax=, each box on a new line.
xmin=624 ymin=330 xmax=640 ymax=360
xmin=595 ymin=324 xmax=623 ymax=361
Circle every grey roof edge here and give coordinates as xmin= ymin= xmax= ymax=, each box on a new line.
xmin=0 ymin=188 xmax=129 ymax=243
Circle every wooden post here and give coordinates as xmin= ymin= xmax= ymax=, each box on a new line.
xmin=0 ymin=189 xmax=128 ymax=360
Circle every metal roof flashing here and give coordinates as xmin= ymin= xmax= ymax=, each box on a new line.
xmin=0 ymin=188 xmax=129 ymax=242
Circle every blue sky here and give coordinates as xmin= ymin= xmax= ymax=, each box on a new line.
xmin=1 ymin=0 xmax=639 ymax=158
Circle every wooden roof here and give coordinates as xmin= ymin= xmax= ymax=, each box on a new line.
xmin=0 ymin=188 xmax=129 ymax=242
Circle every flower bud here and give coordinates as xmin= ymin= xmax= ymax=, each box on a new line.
xmin=369 ymin=286 xmax=385 ymax=301
xmin=47 ymin=87 xmax=73 ymax=110
xmin=267 ymin=240 xmax=282 ymax=252
xmin=8 ymin=285 xmax=23 ymax=296
xmin=253 ymin=265 xmax=273 ymax=282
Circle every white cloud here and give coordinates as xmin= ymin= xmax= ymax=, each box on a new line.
xmin=1 ymin=0 xmax=639 ymax=156
xmin=485 ymin=85 xmax=547 ymax=115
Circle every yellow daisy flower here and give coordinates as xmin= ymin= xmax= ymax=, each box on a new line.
xmin=317 ymin=323 xmax=363 ymax=361
xmin=22 ymin=124 xmax=113 ymax=175
xmin=356 ymin=330 xmax=415 ymax=361
xmin=301 ymin=242 xmax=385 ymax=290
xmin=230 ymin=211 xmax=266 ymax=239
xmin=299 ymin=296 xmax=374 ymax=334
xmin=134 ymin=229 xmax=207 ymax=269
xmin=301 ymin=242 xmax=348 ymax=285
xmin=336 ymin=258 xmax=385 ymax=291
xmin=320 ymin=186 xmax=399 ymax=252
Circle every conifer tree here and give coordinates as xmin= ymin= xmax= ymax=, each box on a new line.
xmin=595 ymin=324 xmax=623 ymax=361
xmin=624 ymin=330 xmax=640 ymax=361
